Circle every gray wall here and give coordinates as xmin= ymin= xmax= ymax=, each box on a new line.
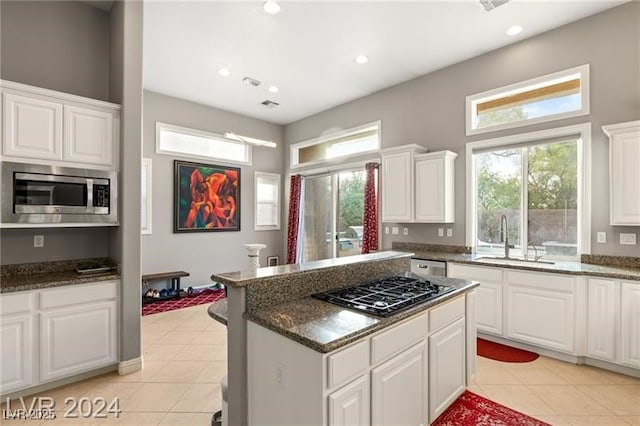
xmin=0 ymin=1 xmax=111 ymax=101
xmin=108 ymin=1 xmax=144 ymax=366
xmin=0 ymin=0 xmax=113 ymax=265
xmin=284 ymin=2 xmax=640 ymax=257
xmin=141 ymin=91 xmax=285 ymax=286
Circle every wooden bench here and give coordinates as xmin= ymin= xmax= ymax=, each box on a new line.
xmin=141 ymin=271 xmax=190 ymax=303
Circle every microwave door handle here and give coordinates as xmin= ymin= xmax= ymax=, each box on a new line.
xmin=86 ymin=179 xmax=94 ymax=212
xmin=14 ymin=172 xmax=90 ymax=185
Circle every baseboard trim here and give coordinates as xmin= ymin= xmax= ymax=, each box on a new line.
xmin=118 ymin=356 xmax=142 ymax=375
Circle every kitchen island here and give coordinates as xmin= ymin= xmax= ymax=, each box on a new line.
xmin=211 ymin=251 xmax=478 ymax=426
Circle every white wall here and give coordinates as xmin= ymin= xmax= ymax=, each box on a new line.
xmin=141 ymin=91 xmax=285 ymax=286
xmin=284 ymin=2 xmax=640 ymax=257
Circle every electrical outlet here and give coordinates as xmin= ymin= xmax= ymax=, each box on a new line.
xmin=438 ymin=228 xmax=444 ymax=237
xmin=596 ymin=232 xmax=606 ymax=243
xmin=275 ymin=362 xmax=286 ymax=388
xmin=384 ymin=226 xmax=389 ymax=235
xmin=446 ymin=229 xmax=453 ymax=237
xmin=403 ymin=227 xmax=409 ymax=236
xmin=620 ymin=233 xmax=637 ymax=245
xmin=392 ymin=227 xmax=399 ymax=235
xmin=34 ymin=235 xmax=44 ymax=248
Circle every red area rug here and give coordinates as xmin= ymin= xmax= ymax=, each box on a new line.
xmin=478 ymin=338 xmax=539 ymax=363
xmin=432 ymin=390 xmax=550 ymax=426
xmin=141 ymin=289 xmax=225 ymax=316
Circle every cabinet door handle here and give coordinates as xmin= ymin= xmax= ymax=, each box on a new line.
xmin=418 ymin=265 xmax=429 ymax=269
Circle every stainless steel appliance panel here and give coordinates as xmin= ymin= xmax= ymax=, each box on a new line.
xmin=410 ymin=259 xmax=447 ymax=277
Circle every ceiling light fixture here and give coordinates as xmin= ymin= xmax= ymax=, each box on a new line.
xmin=268 ymin=86 xmax=279 ymax=93
xmin=242 ymin=76 xmax=261 ymax=87
xmin=217 ymin=68 xmax=230 ymax=77
xmin=225 ymin=132 xmax=277 ymax=148
xmin=506 ymin=25 xmax=523 ymax=36
xmin=355 ymin=55 xmax=369 ymax=64
xmin=263 ymin=0 xmax=281 ymax=14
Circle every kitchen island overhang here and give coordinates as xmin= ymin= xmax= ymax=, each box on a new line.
xmin=211 ymin=251 xmax=478 ymax=426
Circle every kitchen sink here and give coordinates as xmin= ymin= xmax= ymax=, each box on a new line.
xmin=475 ymin=256 xmax=555 ymax=266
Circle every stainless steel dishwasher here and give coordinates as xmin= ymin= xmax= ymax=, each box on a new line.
xmin=410 ymin=258 xmax=447 ymax=277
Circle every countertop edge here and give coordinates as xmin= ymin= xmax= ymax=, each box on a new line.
xmin=207 ymin=299 xmax=228 ymax=326
xmin=1 ymin=273 xmax=121 ymax=294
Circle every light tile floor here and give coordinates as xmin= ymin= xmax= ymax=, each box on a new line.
xmin=3 ymin=303 xmax=639 ymax=425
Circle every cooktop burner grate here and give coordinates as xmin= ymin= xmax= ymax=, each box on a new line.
xmin=312 ymin=275 xmax=455 ymax=317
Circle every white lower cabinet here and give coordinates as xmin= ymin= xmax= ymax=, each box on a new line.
xmin=0 ymin=280 xmax=119 ymax=397
xmin=40 ymin=301 xmax=117 ymax=382
xmin=371 ymin=342 xmax=428 ymax=426
xmin=328 ymin=375 xmax=370 ymax=426
xmin=587 ymin=278 xmax=618 ymax=361
xmin=247 ymin=294 xmax=471 ymax=426
xmin=621 ymin=281 xmax=640 ymax=368
xmin=429 ymin=318 xmax=465 ymax=422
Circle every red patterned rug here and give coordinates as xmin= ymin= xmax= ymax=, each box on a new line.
xmin=432 ymin=390 xmax=550 ymax=426
xmin=478 ymin=338 xmax=539 ymax=363
xmin=141 ymin=289 xmax=226 ymax=316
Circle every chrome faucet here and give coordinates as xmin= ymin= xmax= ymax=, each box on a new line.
xmin=499 ymin=215 xmax=514 ymax=259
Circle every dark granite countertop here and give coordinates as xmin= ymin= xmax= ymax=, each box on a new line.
xmin=246 ymin=275 xmax=478 ymax=353
xmin=207 ymin=299 xmax=228 ymax=326
xmin=1 ymin=258 xmax=120 ymax=294
xmin=408 ymin=251 xmax=640 ymax=281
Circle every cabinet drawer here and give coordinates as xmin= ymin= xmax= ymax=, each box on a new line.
xmin=429 ymin=296 xmax=464 ymax=333
xmin=39 ymin=280 xmax=118 ymax=310
xmin=371 ymin=314 xmax=428 ymax=364
xmin=507 ymin=270 xmax=575 ymax=293
xmin=448 ymin=263 xmax=502 ymax=282
xmin=1 ymin=291 xmax=34 ymax=315
xmin=327 ymin=340 xmax=369 ymax=389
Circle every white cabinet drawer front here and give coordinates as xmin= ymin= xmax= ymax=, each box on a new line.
xmin=429 ymin=296 xmax=464 ymax=333
xmin=327 ymin=340 xmax=369 ymax=389
xmin=507 ymin=286 xmax=575 ymax=353
xmin=0 ymin=291 xmax=34 ymax=315
xmin=448 ymin=263 xmax=503 ymax=282
xmin=371 ymin=314 xmax=428 ymax=364
xmin=39 ymin=281 xmax=118 ymax=310
xmin=40 ymin=301 xmax=117 ymax=382
xmin=507 ymin=270 xmax=575 ymax=293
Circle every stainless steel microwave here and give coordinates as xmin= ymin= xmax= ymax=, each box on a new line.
xmin=1 ymin=162 xmax=118 ymax=226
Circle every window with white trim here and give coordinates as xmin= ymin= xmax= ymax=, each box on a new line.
xmin=466 ymin=65 xmax=590 ymax=135
xmin=255 ymin=172 xmax=280 ymax=231
xmin=290 ymin=121 xmax=380 ymax=168
xmin=156 ymin=122 xmax=251 ymax=165
xmin=466 ymin=123 xmax=591 ymax=261
xmin=141 ymin=158 xmax=152 ymax=235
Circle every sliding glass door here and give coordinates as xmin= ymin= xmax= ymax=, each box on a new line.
xmin=301 ymin=170 xmax=365 ymax=262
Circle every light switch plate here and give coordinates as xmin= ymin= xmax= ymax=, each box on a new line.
xmin=446 ymin=229 xmax=453 ymax=237
xmin=620 ymin=233 xmax=637 ymax=245
xmin=34 ymin=235 xmax=44 ymax=248
xmin=403 ymin=227 xmax=409 ymax=236
xmin=596 ymin=232 xmax=606 ymax=243
xmin=438 ymin=228 xmax=444 ymax=237
xmin=385 ymin=227 xmax=389 ymax=235
xmin=392 ymin=227 xmax=399 ymax=235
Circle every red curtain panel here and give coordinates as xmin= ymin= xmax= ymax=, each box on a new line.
xmin=286 ymin=175 xmax=303 ymax=264
xmin=362 ymin=162 xmax=379 ymax=254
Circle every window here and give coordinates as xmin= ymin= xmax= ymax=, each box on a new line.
xmin=141 ymin=158 xmax=152 ymax=235
xmin=466 ymin=123 xmax=591 ymax=260
xmin=255 ymin=172 xmax=280 ymax=231
xmin=156 ymin=122 xmax=251 ymax=165
xmin=291 ymin=121 xmax=380 ymax=168
xmin=466 ymin=65 xmax=590 ymax=135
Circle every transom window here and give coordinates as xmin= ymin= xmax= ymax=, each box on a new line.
xmin=466 ymin=123 xmax=591 ymax=261
xmin=156 ymin=122 xmax=251 ymax=165
xmin=466 ymin=65 xmax=590 ymax=135
xmin=291 ymin=121 xmax=380 ymax=168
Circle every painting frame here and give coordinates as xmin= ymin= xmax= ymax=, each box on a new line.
xmin=174 ymin=160 xmax=241 ymax=233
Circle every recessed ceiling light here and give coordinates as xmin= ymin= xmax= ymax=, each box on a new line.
xmin=263 ymin=0 xmax=281 ymax=14
xmin=506 ymin=25 xmax=523 ymax=36
xmin=268 ymin=86 xmax=279 ymax=93
xmin=217 ymin=68 xmax=230 ymax=77
xmin=355 ymin=55 xmax=369 ymax=64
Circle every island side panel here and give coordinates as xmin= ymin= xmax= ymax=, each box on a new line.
xmin=227 ymin=285 xmax=247 ymax=426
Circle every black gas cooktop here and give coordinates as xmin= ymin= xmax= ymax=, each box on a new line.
xmin=311 ymin=275 xmax=455 ymax=317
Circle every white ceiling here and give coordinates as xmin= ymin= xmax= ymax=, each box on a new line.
xmin=143 ymin=0 xmax=627 ymax=125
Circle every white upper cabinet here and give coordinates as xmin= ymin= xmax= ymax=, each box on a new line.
xmin=3 ymin=93 xmax=63 ymax=160
xmin=603 ymin=121 xmax=640 ymax=226
xmin=415 ymin=150 xmax=457 ymax=223
xmin=1 ymin=80 xmax=119 ymax=170
xmin=381 ymin=145 xmax=457 ymax=223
